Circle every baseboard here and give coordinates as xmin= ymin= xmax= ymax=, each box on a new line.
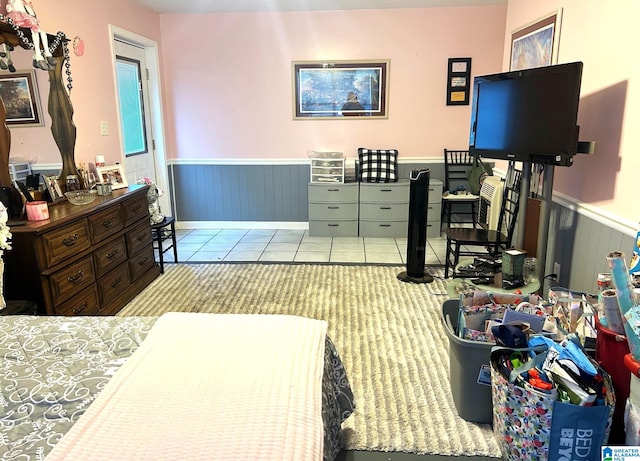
xmin=177 ymin=221 xmax=309 ymax=230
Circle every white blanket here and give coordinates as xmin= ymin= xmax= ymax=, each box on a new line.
xmin=46 ymin=313 xmax=328 ymax=461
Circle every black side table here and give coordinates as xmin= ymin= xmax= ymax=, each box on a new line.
xmin=1 ymin=300 xmax=38 ymax=315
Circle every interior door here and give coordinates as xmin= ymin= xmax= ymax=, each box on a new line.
xmin=113 ymin=39 xmax=156 ymax=185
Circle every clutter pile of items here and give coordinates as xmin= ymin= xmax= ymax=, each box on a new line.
xmin=443 ymin=246 xmax=640 ymax=460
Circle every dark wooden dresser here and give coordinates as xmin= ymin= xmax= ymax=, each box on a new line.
xmin=4 ymin=185 xmax=160 ymax=315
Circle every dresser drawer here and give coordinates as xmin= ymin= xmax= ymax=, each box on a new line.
xmin=41 ymin=220 xmax=91 ymax=268
xmin=89 ymin=205 xmax=124 ymax=244
xmin=359 ymin=202 xmax=408 ymax=221
xmin=126 ymin=220 xmax=153 ymax=256
xmin=94 ymin=236 xmax=128 ymax=278
xmin=359 ymin=220 xmax=407 ymax=238
xmin=427 ymin=222 xmax=442 ymax=239
xmin=49 ymin=256 xmax=96 ymax=306
xmin=308 ymin=220 xmax=358 ymax=237
xmin=308 ymin=183 xmax=358 ymax=202
xmin=122 ymin=194 xmax=149 ymax=227
xmin=428 ymin=179 xmax=443 ymax=203
xmin=309 ymin=202 xmax=358 ymax=220
xmin=97 ymin=264 xmax=132 ymax=305
xmin=359 ymin=182 xmax=409 ymax=203
xmin=427 ymin=202 xmax=442 ymax=219
xmin=56 ymin=286 xmax=101 ymax=316
xmin=129 ymin=245 xmax=156 ymax=281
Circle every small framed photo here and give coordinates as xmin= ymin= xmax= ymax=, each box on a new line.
xmin=446 ymin=57 xmax=472 ymax=106
xmin=44 ymin=175 xmax=63 ymax=201
xmin=96 ymin=164 xmax=128 ymax=190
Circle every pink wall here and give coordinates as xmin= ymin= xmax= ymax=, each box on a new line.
xmin=504 ymin=0 xmax=640 ymax=223
xmin=159 ymin=6 xmax=506 ymax=161
xmin=7 ymin=0 xmax=161 ymax=167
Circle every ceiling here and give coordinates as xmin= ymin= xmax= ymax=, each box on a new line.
xmin=133 ymin=0 xmax=506 ymax=14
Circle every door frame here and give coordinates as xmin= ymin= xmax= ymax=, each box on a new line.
xmin=108 ymin=25 xmax=170 ymax=215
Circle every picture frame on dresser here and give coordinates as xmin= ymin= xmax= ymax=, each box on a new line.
xmin=96 ymin=164 xmax=128 ymax=189
xmin=44 ymin=175 xmax=63 ymax=201
xmin=292 ymin=60 xmax=389 ymax=119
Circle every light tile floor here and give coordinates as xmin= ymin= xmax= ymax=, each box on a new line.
xmin=157 ymin=228 xmax=448 ymax=266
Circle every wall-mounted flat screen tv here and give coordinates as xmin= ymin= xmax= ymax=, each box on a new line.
xmin=469 ymin=61 xmax=583 ymax=167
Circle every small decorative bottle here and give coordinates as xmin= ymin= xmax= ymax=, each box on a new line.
xmin=66 ymin=175 xmax=80 ymax=192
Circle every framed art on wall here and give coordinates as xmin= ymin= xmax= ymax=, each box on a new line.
xmin=510 ymin=9 xmax=563 ymax=71
xmin=96 ymin=164 xmax=128 ymax=189
xmin=292 ymin=60 xmax=389 ymax=119
xmin=0 ymin=70 xmax=43 ymax=127
xmin=446 ymin=57 xmax=471 ymax=106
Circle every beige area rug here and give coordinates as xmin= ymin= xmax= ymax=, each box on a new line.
xmin=119 ymin=263 xmax=501 ymax=458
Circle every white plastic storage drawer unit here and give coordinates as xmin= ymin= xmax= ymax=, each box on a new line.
xmin=308 ymin=183 xmax=359 ymax=237
xmin=427 ymin=178 xmax=443 ymax=238
xmin=358 ymin=181 xmax=409 ymax=238
xmin=310 ymin=158 xmax=345 ymax=183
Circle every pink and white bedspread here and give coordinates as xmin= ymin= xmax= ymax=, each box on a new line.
xmin=0 ymin=313 xmax=354 ymax=461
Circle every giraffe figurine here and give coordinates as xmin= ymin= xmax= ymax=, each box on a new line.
xmin=5 ymin=0 xmax=55 ymax=70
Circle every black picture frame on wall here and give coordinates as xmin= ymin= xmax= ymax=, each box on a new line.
xmin=446 ymin=57 xmax=472 ymax=106
xmin=292 ymin=60 xmax=389 ymax=119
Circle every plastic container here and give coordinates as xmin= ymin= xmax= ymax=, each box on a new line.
xmin=442 ymin=299 xmax=494 ymax=423
xmin=625 ymin=354 xmax=640 ymax=445
xmin=595 ymin=315 xmax=630 ymax=444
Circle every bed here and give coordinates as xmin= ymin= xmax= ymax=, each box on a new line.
xmin=0 ymin=313 xmax=354 ymax=460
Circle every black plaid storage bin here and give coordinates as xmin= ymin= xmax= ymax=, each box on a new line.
xmin=358 ymin=148 xmax=398 ymax=183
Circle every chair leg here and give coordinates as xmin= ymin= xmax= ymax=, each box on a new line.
xmin=453 ymin=242 xmax=462 ymax=272
xmin=170 ymin=222 xmax=178 ymax=263
xmin=445 ymin=236 xmax=452 ymax=278
xmin=471 ymin=201 xmax=477 ymax=228
xmin=156 ymin=229 xmax=165 ymax=274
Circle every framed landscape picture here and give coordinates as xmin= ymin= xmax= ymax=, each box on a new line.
xmin=510 ymin=9 xmax=563 ymax=71
xmin=0 ymin=70 xmax=43 ymax=127
xmin=292 ymin=60 xmax=389 ymax=119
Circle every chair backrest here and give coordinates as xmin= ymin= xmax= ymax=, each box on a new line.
xmin=495 ymin=162 xmax=523 ymax=246
xmin=443 ymin=148 xmax=474 ymax=193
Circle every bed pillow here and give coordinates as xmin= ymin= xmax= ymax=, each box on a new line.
xmin=358 ymin=148 xmax=398 ymax=183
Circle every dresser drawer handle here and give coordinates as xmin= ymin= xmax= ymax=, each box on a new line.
xmin=131 ymin=204 xmax=142 ymax=212
xmin=106 ymin=249 xmax=119 ymax=259
xmin=102 ymin=217 xmax=114 ymax=228
xmin=138 ymin=256 xmax=149 ymax=266
xmin=328 ymin=224 xmax=339 ymax=227
xmin=73 ymin=301 xmax=88 ymax=315
xmin=327 ymin=188 xmax=339 ymax=192
xmin=62 ymin=234 xmax=79 ymax=246
xmin=328 ymin=206 xmax=340 ymax=210
xmin=111 ymin=277 xmax=123 ymax=288
xmin=380 ymin=189 xmax=392 ymax=192
xmin=67 ymin=270 xmax=85 ymax=283
xmin=379 ymin=224 xmax=391 ymax=228
xmin=380 ymin=206 xmax=392 ymax=210
xmin=136 ymin=232 xmax=147 ymax=242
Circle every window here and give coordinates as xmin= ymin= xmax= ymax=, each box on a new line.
xmin=115 ymin=56 xmax=148 ymax=156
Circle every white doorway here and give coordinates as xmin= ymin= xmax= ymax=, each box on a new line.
xmin=114 ymin=39 xmax=155 ymax=183
xmin=109 ymin=25 xmax=170 ymax=215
